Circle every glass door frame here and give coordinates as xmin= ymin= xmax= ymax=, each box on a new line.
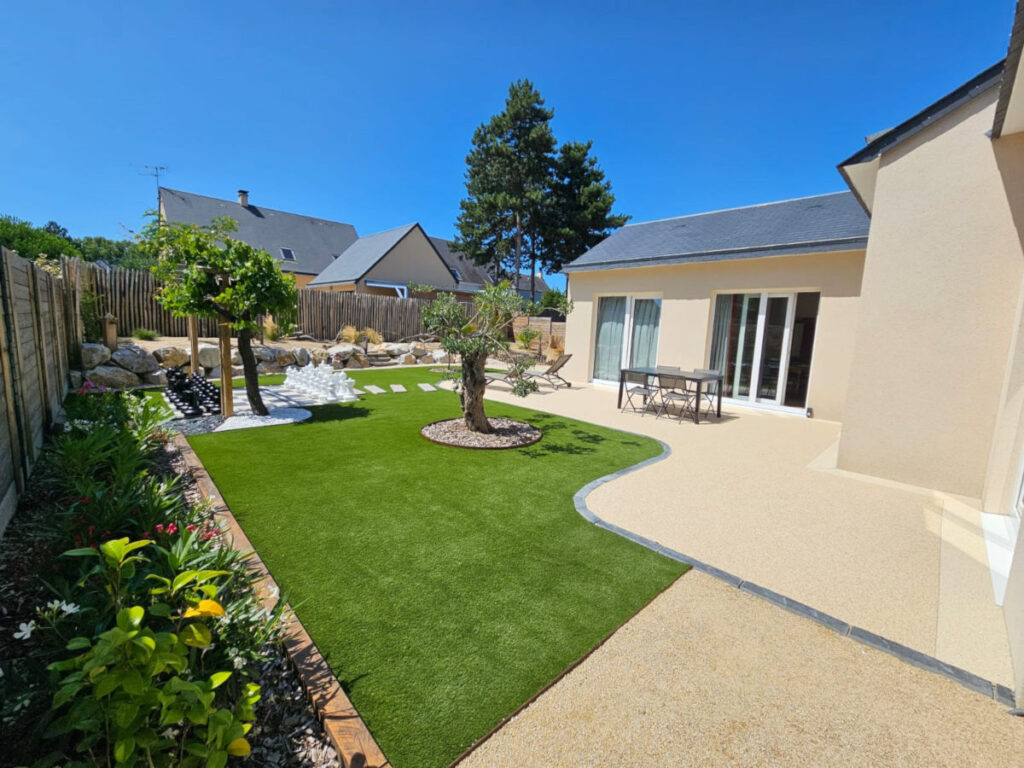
xmin=591 ymin=293 xmax=663 ymax=385
xmin=709 ymin=290 xmax=805 ymax=414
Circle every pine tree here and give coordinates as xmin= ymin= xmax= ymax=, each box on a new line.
xmin=542 ymin=140 xmax=630 ymax=280
xmin=453 ymin=79 xmax=556 ymax=283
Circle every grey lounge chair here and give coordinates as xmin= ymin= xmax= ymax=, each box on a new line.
xmin=523 ymin=353 xmax=573 ymax=389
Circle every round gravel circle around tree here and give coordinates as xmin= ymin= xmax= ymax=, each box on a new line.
xmin=421 ymin=417 xmax=542 ymax=450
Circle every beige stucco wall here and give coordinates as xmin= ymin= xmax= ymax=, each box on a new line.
xmin=291 ymin=273 xmax=315 ymax=290
xmin=563 ymin=249 xmax=864 ymax=422
xmin=360 ymin=228 xmax=456 ymax=290
xmin=837 ymin=91 xmax=1024 ymax=498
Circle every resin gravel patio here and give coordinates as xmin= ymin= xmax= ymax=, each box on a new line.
xmin=187 ymin=368 xmax=686 ymax=768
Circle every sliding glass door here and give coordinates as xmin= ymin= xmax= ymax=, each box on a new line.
xmin=593 ymin=296 xmax=662 ymax=382
xmin=708 ymin=291 xmax=819 ymax=410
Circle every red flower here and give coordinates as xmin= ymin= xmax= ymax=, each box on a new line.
xmin=166 ymin=523 xmax=178 ymax=535
xmin=155 ymin=523 xmax=164 ymax=534
xmin=141 ymin=531 xmax=151 ymax=539
xmin=87 ymin=525 xmax=95 ymax=535
xmin=186 ymin=524 xmax=197 ymax=533
xmin=78 ymin=496 xmax=90 ymax=505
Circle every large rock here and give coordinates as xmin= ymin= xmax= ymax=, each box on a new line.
xmin=153 ymin=346 xmax=189 ymax=368
xmin=253 ymin=346 xmax=277 ymax=363
xmin=312 ymin=349 xmax=330 ymax=365
xmin=142 ymin=370 xmax=167 ymax=387
xmin=81 ymin=343 xmax=111 ymax=369
xmin=394 ymin=353 xmax=417 ymax=365
xmin=327 ymin=343 xmax=360 ymax=361
xmin=431 ymin=349 xmax=452 ymax=364
xmin=384 ymin=343 xmax=411 ymax=356
xmin=410 ymin=342 xmax=428 ymax=358
xmin=345 ymin=351 xmax=369 ymax=369
xmin=207 ymin=365 xmax=244 ymax=380
xmin=111 ymin=344 xmax=159 ymax=375
xmin=275 ymin=348 xmax=296 ymax=367
xmin=231 ymin=348 xmax=242 ymax=365
xmin=69 ymin=370 xmax=83 ymax=389
xmin=293 ymin=347 xmax=310 ymax=366
xmin=85 ymin=364 xmax=141 ymax=389
xmin=197 ymin=343 xmax=221 ymax=369
xmin=257 ymin=361 xmax=282 ymax=374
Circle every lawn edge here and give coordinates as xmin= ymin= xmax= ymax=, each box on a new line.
xmin=447 ymin=435 xmax=690 ymax=767
xmin=174 ymin=433 xmax=392 ymax=768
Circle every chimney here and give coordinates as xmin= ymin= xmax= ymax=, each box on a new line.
xmin=237 ymin=189 xmax=249 ymax=207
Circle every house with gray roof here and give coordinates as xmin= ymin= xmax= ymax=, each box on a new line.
xmin=159 ymin=188 xmax=358 ymax=288
xmin=561 ymin=190 xmax=870 ymax=422
xmin=430 ymin=236 xmax=551 ymax=298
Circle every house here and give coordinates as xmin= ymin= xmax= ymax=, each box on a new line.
xmin=563 ymin=2 xmax=1024 ymax=703
xmin=429 ymin=236 xmax=551 ymax=299
xmin=307 ymin=223 xmax=459 ymax=296
xmin=562 ymin=191 xmax=869 ymax=421
xmin=159 ymin=188 xmax=358 ymax=289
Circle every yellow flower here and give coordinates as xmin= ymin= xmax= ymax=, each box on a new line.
xmin=227 ymin=738 xmax=251 ymax=757
xmin=182 ymin=599 xmax=225 ymax=618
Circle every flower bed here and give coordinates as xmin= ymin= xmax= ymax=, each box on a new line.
xmin=0 ymin=389 xmax=338 ymax=767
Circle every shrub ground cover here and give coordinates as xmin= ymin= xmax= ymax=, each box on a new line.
xmin=188 ymin=369 xmax=687 ymax=767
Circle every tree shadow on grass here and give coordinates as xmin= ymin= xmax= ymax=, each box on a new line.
xmin=302 ymin=404 xmax=373 ymax=425
xmin=519 ymin=441 xmax=597 ymax=458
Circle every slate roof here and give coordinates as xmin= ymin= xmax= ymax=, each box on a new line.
xmin=429 ymin=237 xmax=550 ymax=294
xmin=159 ymin=188 xmax=358 ymax=276
xmin=308 ymin=223 xmax=421 ymax=286
xmin=564 ymin=191 xmax=869 ymax=272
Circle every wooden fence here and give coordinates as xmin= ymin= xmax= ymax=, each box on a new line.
xmin=297 ymin=289 xmax=470 ymax=341
xmin=0 ymin=248 xmax=70 ymax=538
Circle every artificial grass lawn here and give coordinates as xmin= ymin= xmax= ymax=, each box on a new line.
xmin=188 ymin=368 xmax=687 ymax=768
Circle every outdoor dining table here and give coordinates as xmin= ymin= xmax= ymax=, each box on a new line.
xmin=616 ymin=366 xmax=724 ymax=424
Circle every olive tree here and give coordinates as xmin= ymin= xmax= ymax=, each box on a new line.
xmin=422 ymin=282 xmax=550 ymax=433
xmin=139 ymin=215 xmax=297 ymax=416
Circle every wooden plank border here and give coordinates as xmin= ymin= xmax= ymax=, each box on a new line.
xmin=173 ymin=434 xmax=391 ymax=768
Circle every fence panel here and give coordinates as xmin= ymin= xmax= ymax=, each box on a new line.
xmin=296 ymin=289 xmax=472 ymax=341
xmin=0 ymin=248 xmax=71 ymax=539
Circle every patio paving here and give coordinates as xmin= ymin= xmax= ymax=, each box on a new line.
xmin=481 ymin=381 xmax=1013 ymax=685
xmin=460 ymin=571 xmax=1024 ymax=768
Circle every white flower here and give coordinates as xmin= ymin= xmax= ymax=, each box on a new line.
xmin=233 ymin=656 xmax=246 ymax=669
xmin=162 ymin=727 xmax=179 ymax=739
xmin=14 ymin=620 xmax=35 ymax=640
xmin=46 ymin=599 xmax=62 ymax=612
xmin=60 ymin=601 xmax=80 ymax=615
xmin=268 ymin=585 xmax=280 ymax=601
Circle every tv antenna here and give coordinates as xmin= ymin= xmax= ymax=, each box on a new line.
xmin=140 ymin=164 xmax=168 ymax=211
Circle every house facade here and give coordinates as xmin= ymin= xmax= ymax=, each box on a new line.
xmin=564 ymin=3 xmax=1024 ymax=702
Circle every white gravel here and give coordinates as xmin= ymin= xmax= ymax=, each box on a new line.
xmin=214 ymin=407 xmax=312 ymax=432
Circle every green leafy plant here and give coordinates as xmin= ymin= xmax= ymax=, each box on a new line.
xmin=81 ymin=289 xmax=103 ymax=344
xmin=515 ymin=327 xmax=541 ymax=353
xmin=132 ymin=328 xmax=158 ymax=341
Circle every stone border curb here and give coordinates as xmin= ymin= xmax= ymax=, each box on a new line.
xmin=570 ymin=434 xmax=1019 ymax=710
xmin=173 ymin=434 xmax=391 ymax=768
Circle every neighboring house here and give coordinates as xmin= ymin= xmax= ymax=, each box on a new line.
xmin=307 ymin=223 xmax=458 ymax=297
xmin=562 ymin=191 xmax=869 ymax=421
xmin=429 ymin=236 xmax=551 ymax=299
xmin=159 ymin=188 xmax=358 ymax=289
xmin=563 ymin=1 xmax=1024 ymax=704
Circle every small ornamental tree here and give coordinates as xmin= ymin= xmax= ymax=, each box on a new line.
xmin=140 ymin=215 xmax=297 ymax=416
xmin=423 ymin=282 xmax=565 ymax=433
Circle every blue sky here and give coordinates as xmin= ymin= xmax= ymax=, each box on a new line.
xmin=0 ymin=1 xmax=1015 ymax=289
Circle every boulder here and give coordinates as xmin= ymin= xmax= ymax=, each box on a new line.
xmin=84 ymin=364 xmax=141 ymax=389
xmin=142 ymin=370 xmax=168 ymax=387
xmin=312 ymin=349 xmax=330 ymax=365
xmin=111 ymin=344 xmax=159 ymax=375
xmin=253 ymin=346 xmax=277 ymax=363
xmin=275 ymin=348 xmax=296 ymax=367
xmin=431 ymin=349 xmax=452 ymax=364
xmin=81 ymin=343 xmax=111 ymax=369
xmin=394 ymin=353 xmax=417 ymax=365
xmin=410 ymin=342 xmax=428 ymax=358
xmin=206 ymin=365 xmax=244 ymax=379
xmin=327 ymin=343 xmax=360 ymax=361
xmin=293 ymin=346 xmax=311 ymax=366
xmin=384 ymin=343 xmax=411 ymax=356
xmin=69 ymin=370 xmax=83 ymax=389
xmin=153 ymin=346 xmax=189 ymax=368
xmin=197 ymin=343 xmax=221 ymax=369
xmin=257 ymin=361 xmax=282 ymax=374
xmin=345 ymin=351 xmax=369 ymax=369
xmin=231 ymin=348 xmax=242 ymax=365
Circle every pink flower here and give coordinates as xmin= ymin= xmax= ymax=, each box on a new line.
xmin=155 ymin=523 xmax=164 ymax=534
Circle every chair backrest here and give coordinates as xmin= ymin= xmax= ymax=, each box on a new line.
xmin=623 ymin=370 xmax=649 ymax=387
xmin=545 ymin=353 xmax=572 ymax=374
xmin=657 ymin=373 xmax=690 ymax=391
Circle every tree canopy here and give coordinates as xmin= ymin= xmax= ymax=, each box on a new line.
xmin=0 ymin=215 xmax=155 ymax=269
xmin=453 ymin=80 xmax=628 ymax=299
xmin=140 ymin=215 xmax=297 ymax=415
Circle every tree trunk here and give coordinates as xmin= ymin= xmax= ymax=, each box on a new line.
xmin=237 ymin=328 xmax=269 ymax=416
xmin=461 ymin=351 xmax=492 ymax=433
xmin=515 ymin=210 xmax=523 ymax=291
xmin=529 ymin=256 xmax=537 ymax=301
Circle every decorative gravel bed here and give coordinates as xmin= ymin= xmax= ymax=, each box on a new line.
xmin=421 ymin=417 xmax=542 ymax=449
xmin=169 ymin=413 xmax=226 ymax=436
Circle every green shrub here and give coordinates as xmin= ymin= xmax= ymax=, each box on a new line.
xmin=81 ymin=289 xmax=102 ymax=343
xmin=132 ymin=328 xmax=158 ymax=341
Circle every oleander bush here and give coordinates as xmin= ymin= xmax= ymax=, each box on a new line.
xmin=0 ymin=388 xmax=282 ymax=767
